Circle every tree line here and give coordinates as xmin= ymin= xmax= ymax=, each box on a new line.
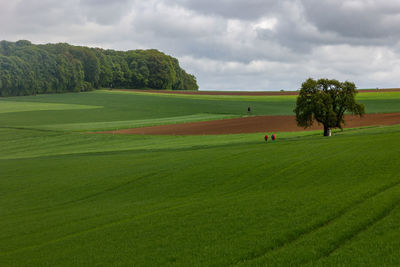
xmin=0 ymin=40 xmax=198 ymax=96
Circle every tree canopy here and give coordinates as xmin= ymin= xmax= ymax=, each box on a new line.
xmin=294 ymin=78 xmax=365 ymax=136
xmin=0 ymin=40 xmax=198 ymax=96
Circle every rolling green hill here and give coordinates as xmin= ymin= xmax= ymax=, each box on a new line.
xmin=1 ymin=90 xmax=400 ymax=131
xmin=1 ymin=90 xmax=400 ymax=266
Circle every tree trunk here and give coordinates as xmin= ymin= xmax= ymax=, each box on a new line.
xmin=323 ymin=125 xmax=331 ymax=136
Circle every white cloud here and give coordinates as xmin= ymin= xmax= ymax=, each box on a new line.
xmin=1 ymin=0 xmax=400 ymax=90
xmin=253 ymin=18 xmax=278 ymax=31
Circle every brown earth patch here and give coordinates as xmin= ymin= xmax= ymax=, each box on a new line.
xmin=99 ymin=113 xmax=400 ymax=135
xmin=118 ymin=88 xmax=400 ymax=96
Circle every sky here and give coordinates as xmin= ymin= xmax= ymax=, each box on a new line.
xmin=1 ymin=0 xmax=400 ymax=91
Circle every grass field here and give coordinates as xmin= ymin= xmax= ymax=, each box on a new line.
xmin=1 ymin=90 xmax=400 ymax=266
xmin=1 ymin=90 xmax=400 ymax=130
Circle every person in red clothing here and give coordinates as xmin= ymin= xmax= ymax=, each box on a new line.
xmin=264 ymin=134 xmax=268 ymax=142
xmin=271 ymin=133 xmax=276 ymax=141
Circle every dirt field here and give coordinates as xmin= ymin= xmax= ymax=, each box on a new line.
xmin=100 ymin=113 xmax=400 ymax=135
xmin=121 ymin=88 xmax=400 ymax=96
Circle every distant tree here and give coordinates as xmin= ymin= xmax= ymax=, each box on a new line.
xmin=0 ymin=40 xmax=198 ymax=96
xmin=294 ymin=78 xmax=365 ymax=136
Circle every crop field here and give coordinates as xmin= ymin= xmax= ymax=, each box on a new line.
xmin=1 ymin=90 xmax=400 ymax=266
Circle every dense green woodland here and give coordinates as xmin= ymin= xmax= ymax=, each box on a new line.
xmin=0 ymin=40 xmax=198 ymax=96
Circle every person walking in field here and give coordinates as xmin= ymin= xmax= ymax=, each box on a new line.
xmin=248 ymin=106 xmax=251 ymax=114
xmin=264 ymin=134 xmax=268 ymax=142
xmin=271 ymin=133 xmax=275 ymax=141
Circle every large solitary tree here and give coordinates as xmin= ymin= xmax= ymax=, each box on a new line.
xmin=294 ymin=78 xmax=365 ymax=136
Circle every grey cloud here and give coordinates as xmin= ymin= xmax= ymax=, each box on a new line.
xmin=0 ymin=0 xmax=82 ymax=35
xmin=1 ymin=0 xmax=400 ymax=90
xmin=253 ymin=0 xmax=400 ymax=54
xmin=302 ymin=0 xmax=400 ymax=40
xmin=164 ymin=0 xmax=281 ymax=20
xmin=79 ymin=0 xmax=134 ymax=25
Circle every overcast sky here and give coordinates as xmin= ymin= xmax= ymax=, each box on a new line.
xmin=1 ymin=0 xmax=400 ymax=91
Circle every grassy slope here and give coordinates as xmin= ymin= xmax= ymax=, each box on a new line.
xmin=1 ymin=126 xmax=400 ymax=266
xmin=1 ymin=90 xmax=400 ymax=132
xmin=1 ymin=91 xmax=400 ymax=266
xmin=0 ymin=91 xmax=295 ymax=130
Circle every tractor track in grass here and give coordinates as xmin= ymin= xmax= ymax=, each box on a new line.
xmin=235 ymin=179 xmax=400 ymax=265
xmin=0 ymin=200 xmax=198 ymax=257
xmin=0 ymin=172 xmax=159 ymax=220
xmin=322 ymin=199 xmax=400 ymax=258
xmin=98 ymin=113 xmax=400 ymax=135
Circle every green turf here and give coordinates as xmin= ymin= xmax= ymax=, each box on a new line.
xmin=33 ymin=113 xmax=238 ymax=132
xmin=1 ymin=90 xmax=400 ymax=266
xmin=0 ymin=100 xmax=101 ymax=114
xmin=0 ymin=90 xmax=295 ymax=129
xmin=0 ymin=90 xmax=399 ymax=130
xmin=1 ymin=90 xmax=400 ymax=132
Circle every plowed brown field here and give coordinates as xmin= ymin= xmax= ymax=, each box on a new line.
xmin=99 ymin=113 xmax=400 ymax=135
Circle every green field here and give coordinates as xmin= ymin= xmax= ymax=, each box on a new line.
xmin=1 ymin=90 xmax=400 ymax=130
xmin=1 ymin=90 xmax=400 ymax=266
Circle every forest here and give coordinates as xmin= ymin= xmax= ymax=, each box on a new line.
xmin=0 ymin=40 xmax=198 ymax=96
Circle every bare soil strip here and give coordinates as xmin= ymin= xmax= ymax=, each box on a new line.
xmin=99 ymin=113 xmax=400 ymax=135
xmin=118 ymin=88 xmax=400 ymax=96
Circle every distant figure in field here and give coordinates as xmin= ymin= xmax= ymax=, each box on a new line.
xmin=264 ymin=134 xmax=268 ymax=142
xmin=248 ymin=106 xmax=251 ymax=114
xmin=272 ymin=133 xmax=276 ymax=141
xmin=110 ymin=83 xmax=113 ymax=90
